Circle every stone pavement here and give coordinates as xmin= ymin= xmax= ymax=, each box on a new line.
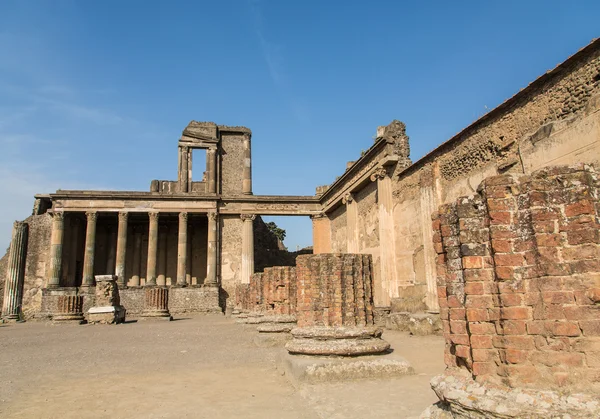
xmin=0 ymin=315 xmax=444 ymax=419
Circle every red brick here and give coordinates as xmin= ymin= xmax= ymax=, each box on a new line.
xmin=500 ymin=307 xmax=530 ymax=320
xmin=462 ymin=256 xmax=483 ymax=269
xmin=503 ymin=349 xmax=529 ymax=364
xmin=464 ymin=268 xmax=494 ymax=282
xmin=489 ymin=210 xmax=512 ymax=225
xmin=495 ymin=266 xmax=515 ymax=280
xmin=567 ymin=229 xmax=600 ymax=245
xmin=532 ymin=220 xmax=556 ymax=233
xmin=450 ymin=320 xmax=467 ymax=334
xmin=493 ymin=335 xmax=535 ymax=350
xmin=466 ymin=308 xmax=489 ymax=322
xmin=547 ymin=321 xmax=581 ymax=337
xmin=449 ymin=308 xmax=466 ymax=320
xmin=471 ymin=335 xmax=493 ymax=349
xmin=497 ymin=280 xmax=526 ymax=294
xmin=485 ymin=186 xmax=510 ymax=198
xmin=542 ymin=291 xmax=575 ymax=305
xmin=454 ymin=344 xmax=471 ymax=359
xmin=472 ymin=361 xmax=496 ymax=376
xmin=526 ymin=321 xmax=546 ymax=335
xmin=531 ymin=207 xmax=560 ymax=221
xmin=565 ymin=200 xmax=595 ymax=217
xmin=465 ymin=295 xmax=494 ymax=309
xmin=536 ymin=233 xmax=564 ymax=247
xmin=580 ymin=320 xmax=600 ymax=336
xmin=495 ymin=254 xmax=525 ymax=267
xmin=499 ymin=293 xmax=523 ymax=307
xmin=447 ymin=295 xmax=463 ymax=308
xmin=513 ymin=239 xmax=535 ymax=252
xmin=464 ymin=282 xmax=484 ymax=295
xmin=431 ymin=219 xmax=441 ymax=231
xmin=561 ymin=244 xmax=600 ymax=261
xmin=491 ymin=239 xmax=512 ymax=253
xmin=501 ymin=320 xmax=527 ymax=335
xmin=469 ymin=322 xmax=496 ymax=335
xmin=570 ymin=259 xmax=600 ymax=273
xmin=472 ymin=349 xmax=497 ymax=362
xmin=450 ymin=334 xmax=470 ymax=345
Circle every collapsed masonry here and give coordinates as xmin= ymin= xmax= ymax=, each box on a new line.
xmin=422 ymin=165 xmax=600 ymax=418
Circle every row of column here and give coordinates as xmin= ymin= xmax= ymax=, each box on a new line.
xmin=47 ymin=211 xmax=219 ymax=289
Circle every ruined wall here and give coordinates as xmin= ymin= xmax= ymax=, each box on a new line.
xmin=433 ymin=165 xmax=600 ymax=393
xmin=323 ymin=41 xmax=600 ymax=310
xmin=219 ymin=133 xmax=244 ymax=195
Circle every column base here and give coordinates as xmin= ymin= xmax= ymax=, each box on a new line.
xmin=1 ymin=314 xmax=23 ymax=322
xmin=140 ymin=311 xmax=173 ymax=321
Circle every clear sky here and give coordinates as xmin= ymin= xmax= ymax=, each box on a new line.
xmin=0 ymin=0 xmax=599 ymax=252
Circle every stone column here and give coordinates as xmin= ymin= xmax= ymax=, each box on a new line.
xmin=176 ymin=212 xmax=188 ymax=286
xmin=206 ymin=147 xmax=217 ymax=194
xmin=66 ymin=217 xmax=80 ymax=287
xmin=242 ymin=133 xmax=252 ymax=195
xmin=131 ymin=225 xmax=142 ymax=287
xmin=342 ymin=193 xmax=359 ymax=253
xmin=53 ymin=295 xmax=84 ymax=322
xmin=157 ymin=224 xmax=168 ymax=286
xmin=115 ymin=212 xmax=128 ymax=287
xmin=48 ymin=212 xmax=65 ymax=288
xmin=240 ymin=214 xmax=256 ymax=285
xmin=186 ymin=224 xmax=193 ymax=285
xmin=179 ymin=146 xmax=189 ymax=193
xmin=146 ymin=213 xmax=159 ymax=286
xmin=2 ymin=221 xmax=28 ymax=320
xmin=371 ymin=167 xmax=399 ymax=306
xmin=82 ymin=212 xmax=98 ymax=287
xmin=205 ymin=212 xmax=218 ymax=286
xmin=105 ymin=224 xmax=118 ymax=276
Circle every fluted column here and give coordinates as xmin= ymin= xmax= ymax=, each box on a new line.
xmin=115 ymin=212 xmax=128 ymax=287
xmin=2 ymin=221 xmax=29 ymax=320
xmin=205 ymin=212 xmax=218 ymax=286
xmin=179 ymin=146 xmax=189 ymax=193
xmin=157 ymin=224 xmax=168 ymax=286
xmin=82 ymin=211 xmax=98 ymax=287
xmin=48 ymin=212 xmax=65 ymax=288
xmin=206 ymin=147 xmax=217 ymax=194
xmin=342 ymin=193 xmax=359 ymax=253
xmin=176 ymin=212 xmax=188 ymax=286
xmin=146 ymin=212 xmax=159 ymax=286
xmin=371 ymin=167 xmax=398 ymax=305
xmin=240 ymin=214 xmax=255 ymax=285
xmin=131 ymin=225 xmax=142 ymax=287
xmin=242 ymin=133 xmax=252 ymax=195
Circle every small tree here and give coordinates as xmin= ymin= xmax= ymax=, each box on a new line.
xmin=265 ymin=221 xmax=286 ymax=242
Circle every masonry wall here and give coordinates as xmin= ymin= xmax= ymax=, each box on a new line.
xmin=433 ymin=165 xmax=600 ymax=393
xmin=220 ymin=133 xmax=245 ymax=195
xmin=321 ymin=41 xmax=600 ymax=310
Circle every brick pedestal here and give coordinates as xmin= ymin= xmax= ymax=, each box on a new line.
xmin=141 ymin=287 xmax=172 ymax=320
xmin=53 ymin=295 xmax=85 ymax=323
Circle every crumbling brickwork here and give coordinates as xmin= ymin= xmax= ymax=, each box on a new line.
xmin=295 ymin=254 xmax=374 ymax=328
xmin=236 ymin=267 xmax=296 ymax=315
xmin=433 ymin=164 xmax=600 ymax=393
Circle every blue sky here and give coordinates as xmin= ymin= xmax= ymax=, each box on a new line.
xmin=0 ymin=0 xmax=599 ymax=252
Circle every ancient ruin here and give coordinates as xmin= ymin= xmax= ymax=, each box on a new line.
xmin=1 ymin=37 xmax=600 ymax=418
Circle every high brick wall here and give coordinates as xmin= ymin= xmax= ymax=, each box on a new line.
xmin=433 ymin=165 xmax=600 ymax=393
xmin=295 ymin=254 xmax=374 ymax=328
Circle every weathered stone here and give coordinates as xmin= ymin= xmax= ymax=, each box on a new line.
xmin=290 ymin=326 xmax=383 ymax=340
xmin=141 ymin=286 xmax=172 ymax=321
xmin=408 ymin=313 xmax=442 ymax=336
xmin=1 ymin=222 xmax=28 ymax=321
xmin=53 ymin=295 xmax=84 ymax=323
xmin=385 ymin=312 xmax=411 ymax=331
xmin=256 ymin=323 xmax=294 ymax=333
xmin=285 ymin=336 xmax=390 ymax=356
xmin=88 ymin=275 xmax=126 ymax=324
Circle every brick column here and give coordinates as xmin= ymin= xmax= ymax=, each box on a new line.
xmin=240 ymin=214 xmax=255 ymax=285
xmin=371 ymin=167 xmax=398 ymax=305
xmin=81 ymin=211 xmax=98 ymax=287
xmin=343 ymin=193 xmax=359 ymax=252
xmin=47 ymin=211 xmax=65 ymax=288
xmin=205 ymin=212 xmax=218 ymax=286
xmin=176 ymin=212 xmax=188 ymax=286
xmin=1 ymin=221 xmax=28 ymax=320
xmin=146 ymin=212 xmax=159 ymax=286
xmin=131 ymin=225 xmax=142 ymax=287
xmin=115 ymin=212 xmax=128 ymax=287
xmin=242 ymin=133 xmax=252 ymax=195
xmin=206 ymin=147 xmax=217 ymax=194
xmin=157 ymin=224 xmax=168 ymax=286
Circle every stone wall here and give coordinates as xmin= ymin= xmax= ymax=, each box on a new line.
xmin=433 ymin=165 xmax=600 ymax=393
xmin=319 ymin=39 xmax=600 ymax=311
xmin=220 ymin=133 xmax=245 ymax=195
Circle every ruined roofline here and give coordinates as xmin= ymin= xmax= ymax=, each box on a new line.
xmin=318 ymin=37 xmax=600 ymax=204
xmin=402 ymin=37 xmax=600 ymax=176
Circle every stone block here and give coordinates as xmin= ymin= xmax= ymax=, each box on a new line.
xmin=88 ymin=306 xmax=126 ymax=324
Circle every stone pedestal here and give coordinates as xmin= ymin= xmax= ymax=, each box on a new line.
xmin=286 ymin=326 xmax=390 ymax=356
xmin=253 ymin=315 xmax=297 ymax=347
xmin=53 ymin=295 xmax=85 ymax=323
xmin=88 ymin=275 xmax=126 ymax=324
xmin=141 ymin=287 xmax=172 ymax=321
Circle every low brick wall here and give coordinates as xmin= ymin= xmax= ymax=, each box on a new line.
xmin=433 ymin=164 xmax=600 ymax=393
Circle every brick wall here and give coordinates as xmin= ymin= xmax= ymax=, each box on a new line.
xmin=237 ymin=267 xmax=296 ymax=315
xmin=433 ymin=164 xmax=600 ymax=392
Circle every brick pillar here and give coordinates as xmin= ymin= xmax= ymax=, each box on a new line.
xmin=54 ymin=295 xmax=84 ymax=322
xmin=115 ymin=212 xmax=128 ymax=288
xmin=2 ymin=221 xmax=28 ymax=320
xmin=142 ymin=287 xmax=171 ymax=320
xmin=47 ymin=212 xmax=65 ymax=288
xmin=81 ymin=212 xmax=98 ymax=287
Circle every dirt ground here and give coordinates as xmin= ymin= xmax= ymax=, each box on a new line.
xmin=0 ymin=315 xmax=445 ymax=419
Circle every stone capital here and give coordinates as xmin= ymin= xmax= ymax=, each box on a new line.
xmin=310 ymin=212 xmax=327 ymax=220
xmin=85 ymin=211 xmax=98 ymax=222
xmin=52 ymin=211 xmax=65 ymax=221
xmin=148 ymin=212 xmax=160 ymax=222
xmin=179 ymin=212 xmax=188 ymax=222
xmin=370 ymin=167 xmax=389 ymax=182
xmin=240 ymin=213 xmax=256 ymax=222
xmin=342 ymin=193 xmax=354 ymax=205
xmin=118 ymin=211 xmax=129 ymax=222
xmin=208 ymin=212 xmax=218 ymax=222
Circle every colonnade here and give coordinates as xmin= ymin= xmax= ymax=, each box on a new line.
xmin=47 ymin=211 xmax=221 ymax=289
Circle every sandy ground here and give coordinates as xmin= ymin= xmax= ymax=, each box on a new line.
xmin=0 ymin=315 xmax=444 ymax=419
